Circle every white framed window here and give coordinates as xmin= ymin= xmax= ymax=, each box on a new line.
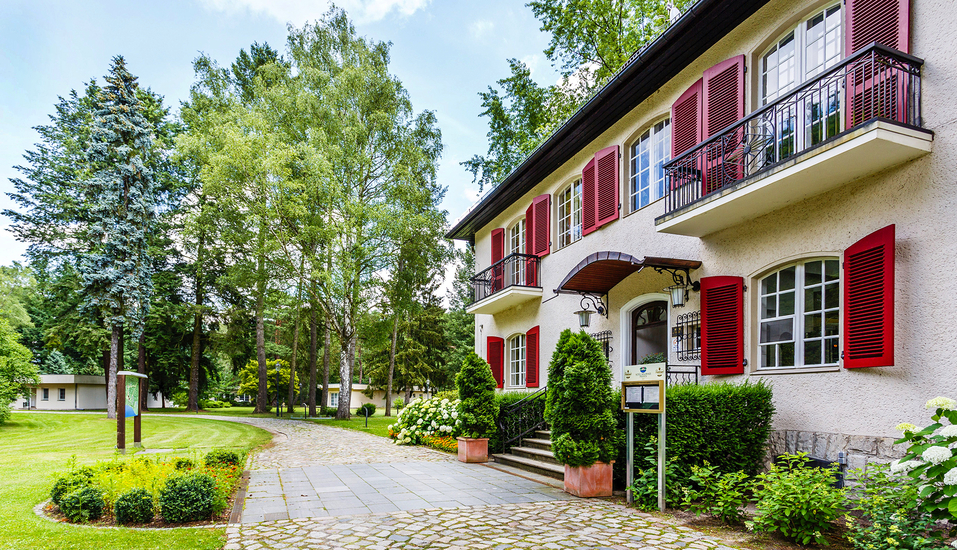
xmin=508 ymin=219 xmax=525 ymax=285
xmin=42 ymin=388 xmax=49 ymax=401
xmin=629 ymin=118 xmax=671 ymax=212
xmin=508 ymin=334 xmax=526 ymax=387
xmin=58 ymin=388 xmax=66 ymax=401
xmin=761 ymin=4 xmax=842 ymax=104
xmin=330 ymin=392 xmax=339 ymax=407
xmin=759 ymin=259 xmax=840 ymax=369
xmin=557 ymin=180 xmax=582 ymax=248
xmin=761 ymin=4 xmax=843 ymax=158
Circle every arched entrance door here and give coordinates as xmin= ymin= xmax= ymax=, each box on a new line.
xmin=632 ymin=300 xmax=668 ymax=364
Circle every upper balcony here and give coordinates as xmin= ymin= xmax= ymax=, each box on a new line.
xmin=656 ymin=44 xmax=933 ymax=237
xmin=466 ymin=253 xmax=542 ymax=316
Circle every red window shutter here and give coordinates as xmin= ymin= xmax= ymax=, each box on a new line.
xmin=703 ymin=56 xmax=745 ymax=139
xmin=525 ymin=203 xmax=535 ymax=255
xmin=594 ymin=145 xmax=620 ymax=229
xmin=582 ymin=158 xmax=597 ymax=236
xmin=671 ymin=78 xmax=703 ymax=157
xmin=843 ymin=225 xmax=895 ymax=368
xmin=490 ymin=228 xmax=505 ymax=293
xmin=846 ymin=0 xmax=909 ymax=54
xmin=487 ymin=336 xmax=505 ymax=389
xmin=532 ymin=194 xmax=550 ymax=257
xmin=702 ymin=56 xmax=746 ymax=194
xmin=525 ymin=326 xmax=540 ymax=387
xmin=700 ymin=276 xmax=744 ymax=375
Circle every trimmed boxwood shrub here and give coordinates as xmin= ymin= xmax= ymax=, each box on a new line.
xmin=356 ymin=403 xmax=376 ymax=417
xmin=204 ymin=449 xmax=240 ymax=468
xmin=159 ymin=473 xmax=216 ymax=523
xmin=614 ymin=380 xmax=775 ymax=487
xmin=114 ymin=487 xmax=155 ymax=524
xmin=456 ymin=352 xmax=498 ymax=439
xmin=50 ymin=467 xmax=95 ymax=505
xmin=545 ymin=330 xmax=619 ymax=467
xmin=60 ymin=486 xmax=105 ymax=523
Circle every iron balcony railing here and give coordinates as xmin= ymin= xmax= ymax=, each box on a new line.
xmin=470 ymin=252 xmax=541 ymax=305
xmin=661 ymin=43 xmax=924 ymax=217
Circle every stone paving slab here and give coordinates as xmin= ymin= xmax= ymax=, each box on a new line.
xmin=147 ymin=414 xmax=456 ymax=468
xmin=227 ymin=499 xmax=743 ymax=550
xmin=241 ymin=461 xmax=573 ymax=523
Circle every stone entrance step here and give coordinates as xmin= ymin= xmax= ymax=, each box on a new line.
xmin=509 ymin=445 xmax=561 ymax=465
xmin=521 ymin=438 xmax=553 ymax=451
xmin=491 ymin=453 xmax=565 ymax=480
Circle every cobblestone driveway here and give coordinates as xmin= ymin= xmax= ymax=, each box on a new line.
xmin=178 ymin=416 xmax=740 ymax=549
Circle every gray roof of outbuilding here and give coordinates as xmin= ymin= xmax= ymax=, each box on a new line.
xmin=446 ymin=0 xmax=771 ymax=242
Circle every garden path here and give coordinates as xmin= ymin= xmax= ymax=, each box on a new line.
xmin=173 ymin=415 xmax=740 ymax=549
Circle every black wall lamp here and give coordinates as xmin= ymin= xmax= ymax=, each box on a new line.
xmin=655 ymin=267 xmax=700 ymax=308
xmin=574 ymin=293 xmax=608 ymax=328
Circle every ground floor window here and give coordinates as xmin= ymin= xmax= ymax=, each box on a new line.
xmin=330 ymin=392 xmax=339 ymax=407
xmin=759 ymin=258 xmax=840 ymax=368
xmin=58 ymin=388 xmax=66 ymax=401
xmin=42 ymin=388 xmax=49 ymax=401
xmin=508 ymin=334 xmax=526 ymax=387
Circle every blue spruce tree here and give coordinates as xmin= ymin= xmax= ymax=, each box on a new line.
xmin=79 ymin=57 xmax=156 ymax=419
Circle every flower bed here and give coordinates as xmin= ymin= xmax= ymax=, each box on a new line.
xmin=389 ymin=395 xmax=461 ymax=445
xmin=46 ymin=449 xmax=245 ymax=527
xmin=421 ymin=435 xmax=459 ymax=453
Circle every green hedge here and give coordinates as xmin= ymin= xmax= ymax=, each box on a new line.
xmin=614 ymin=380 xmax=774 ymax=487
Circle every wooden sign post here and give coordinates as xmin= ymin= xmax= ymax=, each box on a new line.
xmin=117 ymin=371 xmax=148 ymax=452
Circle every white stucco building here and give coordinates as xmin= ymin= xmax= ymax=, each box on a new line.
xmin=19 ymin=375 xmax=164 ymax=411
xmin=447 ymin=0 xmax=952 ymax=469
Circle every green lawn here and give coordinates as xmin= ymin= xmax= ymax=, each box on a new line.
xmin=306 ymin=411 xmax=396 ymax=438
xmin=0 ymin=413 xmax=271 ymax=550
xmin=145 ymin=406 xmax=277 ymax=418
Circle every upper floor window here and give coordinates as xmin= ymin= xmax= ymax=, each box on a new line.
xmin=508 ymin=219 xmax=525 ymax=285
xmin=508 ymin=334 xmax=526 ymax=387
xmin=629 ymin=119 xmax=671 ymax=212
xmin=759 ymin=259 xmax=840 ymax=369
xmin=557 ymin=180 xmax=582 ymax=248
xmin=761 ymin=4 xmax=842 ymax=104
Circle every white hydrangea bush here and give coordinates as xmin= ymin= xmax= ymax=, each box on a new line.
xmin=891 ymin=396 xmax=957 ymax=521
xmin=388 ymin=395 xmax=462 ymax=445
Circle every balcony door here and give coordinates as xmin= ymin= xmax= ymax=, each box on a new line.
xmin=631 ymin=301 xmax=669 ymax=365
xmin=508 ymin=219 xmax=525 ymax=286
xmin=760 ymin=4 xmax=843 ymax=162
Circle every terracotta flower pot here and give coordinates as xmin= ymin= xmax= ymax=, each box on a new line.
xmin=563 ymin=461 xmax=614 ymax=497
xmin=456 ymin=437 xmax=489 ymax=463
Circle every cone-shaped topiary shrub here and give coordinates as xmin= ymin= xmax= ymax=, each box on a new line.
xmin=159 ymin=472 xmax=215 ymax=523
xmin=545 ymin=330 xmax=620 ymax=467
xmin=456 ymin=352 xmax=498 ymax=439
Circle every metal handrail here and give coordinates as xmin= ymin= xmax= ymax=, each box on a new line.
xmin=661 ymin=43 xmax=924 ymax=217
xmin=497 ymin=386 xmax=548 ymax=453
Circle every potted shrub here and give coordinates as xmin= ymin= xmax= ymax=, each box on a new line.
xmin=546 ymin=330 xmax=620 ymax=497
xmin=455 ymin=352 xmax=497 ymax=463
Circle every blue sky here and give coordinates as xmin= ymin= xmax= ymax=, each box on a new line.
xmin=0 ymin=0 xmax=560 ymax=265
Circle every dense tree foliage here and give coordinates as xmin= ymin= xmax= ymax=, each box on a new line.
xmin=465 ymin=0 xmax=693 ymax=191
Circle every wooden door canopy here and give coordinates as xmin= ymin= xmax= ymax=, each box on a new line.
xmin=555 ymin=251 xmax=701 ymax=295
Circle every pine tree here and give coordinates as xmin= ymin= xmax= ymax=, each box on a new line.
xmin=78 ymin=57 xmax=157 ymax=419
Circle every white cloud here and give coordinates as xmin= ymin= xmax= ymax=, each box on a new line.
xmin=198 ymin=0 xmax=431 ymax=25
xmin=469 ymin=20 xmax=493 ymax=39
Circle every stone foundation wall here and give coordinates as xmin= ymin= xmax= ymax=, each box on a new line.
xmin=767 ymin=430 xmax=905 ymax=472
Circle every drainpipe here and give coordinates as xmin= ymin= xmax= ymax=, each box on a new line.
xmin=75 ymin=383 xmax=78 ymax=410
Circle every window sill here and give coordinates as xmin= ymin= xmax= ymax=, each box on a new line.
xmin=750 ymin=365 xmax=841 ymax=375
